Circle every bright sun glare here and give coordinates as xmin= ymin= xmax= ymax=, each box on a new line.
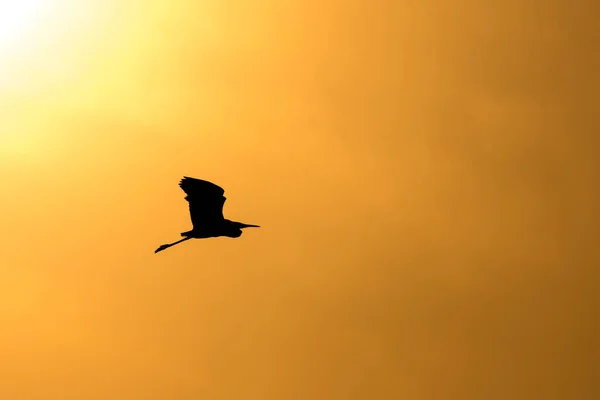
xmin=0 ymin=0 xmax=123 ymax=155
xmin=0 ymin=0 xmax=54 ymax=154
xmin=0 ymin=0 xmax=46 ymax=50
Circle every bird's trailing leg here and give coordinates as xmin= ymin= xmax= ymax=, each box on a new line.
xmin=154 ymin=237 xmax=192 ymax=253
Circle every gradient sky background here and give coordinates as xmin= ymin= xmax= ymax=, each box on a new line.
xmin=0 ymin=1 xmax=598 ymax=399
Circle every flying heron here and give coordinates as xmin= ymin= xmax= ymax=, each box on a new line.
xmin=154 ymin=177 xmax=259 ymax=253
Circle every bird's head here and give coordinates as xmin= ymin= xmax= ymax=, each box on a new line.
xmin=230 ymin=221 xmax=260 ymax=230
xmin=227 ymin=221 xmax=259 ymax=237
xmin=238 ymin=223 xmax=260 ymax=229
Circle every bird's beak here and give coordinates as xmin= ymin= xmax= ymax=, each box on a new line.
xmin=240 ymin=223 xmax=260 ymax=228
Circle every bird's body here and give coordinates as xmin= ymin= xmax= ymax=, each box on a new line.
xmin=154 ymin=177 xmax=259 ymax=253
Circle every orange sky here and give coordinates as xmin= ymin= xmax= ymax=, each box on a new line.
xmin=0 ymin=1 xmax=598 ymax=399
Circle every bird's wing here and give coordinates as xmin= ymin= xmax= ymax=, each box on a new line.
xmin=179 ymin=177 xmax=226 ymax=228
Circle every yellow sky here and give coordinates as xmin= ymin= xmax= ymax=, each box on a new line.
xmin=0 ymin=1 xmax=598 ymax=399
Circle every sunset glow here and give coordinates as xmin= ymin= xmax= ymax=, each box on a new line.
xmin=0 ymin=1 xmax=597 ymax=399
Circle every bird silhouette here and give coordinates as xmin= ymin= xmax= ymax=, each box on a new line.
xmin=154 ymin=177 xmax=259 ymax=253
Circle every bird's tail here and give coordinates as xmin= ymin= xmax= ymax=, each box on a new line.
xmin=180 ymin=230 xmax=193 ymax=237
